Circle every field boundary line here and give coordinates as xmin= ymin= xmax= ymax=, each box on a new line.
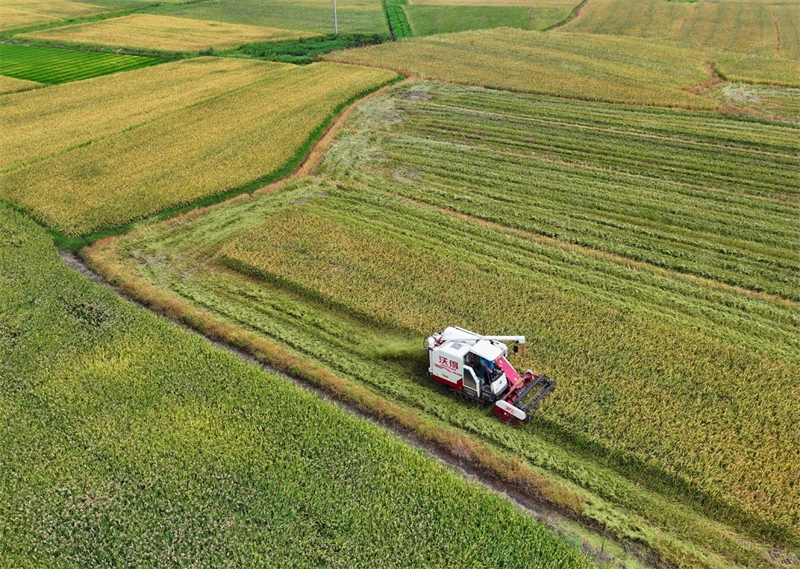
xmin=372 ymin=183 xmax=798 ymax=308
xmin=544 ymin=0 xmax=590 ymax=31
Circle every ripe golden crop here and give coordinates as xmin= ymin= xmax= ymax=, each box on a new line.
xmin=22 ymin=14 xmax=317 ymax=52
xmin=0 ymin=62 xmax=397 ymax=236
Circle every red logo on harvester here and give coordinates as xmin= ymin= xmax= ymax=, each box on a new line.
xmin=437 ymin=356 xmax=459 ymax=371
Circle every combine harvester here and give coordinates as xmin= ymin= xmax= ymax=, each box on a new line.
xmin=425 ymin=327 xmax=555 ymax=424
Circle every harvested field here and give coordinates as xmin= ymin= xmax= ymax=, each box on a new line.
xmin=325 ymin=28 xmax=717 ymax=108
xmin=21 ymin=14 xmax=317 ymax=52
xmin=0 ymin=62 xmax=397 ymax=236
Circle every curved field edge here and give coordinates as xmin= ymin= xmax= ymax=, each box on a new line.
xmin=45 ymin=70 xmax=404 ymax=249
xmin=83 ymin=197 xmax=797 ymax=569
xmin=0 ymin=202 xmax=596 ymax=569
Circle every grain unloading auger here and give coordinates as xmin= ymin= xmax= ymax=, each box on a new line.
xmin=425 ymin=327 xmax=555 ymax=424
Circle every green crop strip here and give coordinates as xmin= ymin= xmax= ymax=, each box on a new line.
xmin=0 ymin=44 xmax=161 ymax=84
xmin=0 ymin=201 xmax=596 ymax=568
xmin=384 ymin=0 xmax=412 ymax=38
xmin=88 ymin=83 xmax=800 ymax=566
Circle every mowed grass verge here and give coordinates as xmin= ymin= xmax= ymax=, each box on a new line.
xmin=0 ymin=44 xmax=161 ymax=85
xmin=0 ymin=202 xmax=596 ymax=569
xmin=0 ymin=60 xmax=398 ymax=237
xmin=325 ymin=28 xmax=717 ymax=108
xmin=86 ymin=84 xmax=800 ymax=566
xmin=20 ymin=14 xmax=317 ymax=52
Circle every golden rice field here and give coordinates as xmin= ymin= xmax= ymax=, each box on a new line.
xmin=563 ymin=0 xmax=800 ymax=60
xmin=326 ymin=28 xmax=717 ymax=108
xmin=21 ymin=14 xmax=316 ymax=52
xmin=0 ymin=75 xmax=41 ymax=94
xmin=0 ymin=57 xmax=288 ymax=172
xmin=0 ymin=0 xmax=105 ymax=31
xmin=0 ymin=62 xmax=396 ymax=236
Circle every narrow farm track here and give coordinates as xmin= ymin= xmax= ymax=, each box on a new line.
xmin=60 ymin=251 xmax=654 ymax=569
xmin=772 ymin=7 xmax=781 ymax=59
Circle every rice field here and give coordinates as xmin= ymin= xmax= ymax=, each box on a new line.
xmin=160 ymin=0 xmax=388 ymax=35
xmin=0 ymin=61 xmax=397 ymax=236
xmin=0 ymin=201 xmax=596 ymax=569
xmin=0 ymin=44 xmax=161 ymax=85
xmin=325 ymin=28 xmax=717 ymax=108
xmin=405 ymin=5 xmax=570 ymax=35
xmin=0 ymin=74 xmax=41 ymax=94
xmin=0 ymin=57 xmax=287 ymax=172
xmin=0 ymin=0 xmax=105 ymax=31
xmin=21 ymin=14 xmax=317 ymax=52
xmin=562 ymin=0 xmax=800 ymax=60
xmin=717 ymin=56 xmax=800 ymax=88
xmin=87 ymin=82 xmax=800 ymax=567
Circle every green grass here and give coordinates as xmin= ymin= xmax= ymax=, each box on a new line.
xmin=235 ymin=33 xmax=388 ymax=64
xmin=405 ymin=5 xmax=570 ymax=36
xmin=87 ymin=82 xmax=800 ymax=568
xmin=0 ymin=43 xmax=160 ymax=84
xmin=0 ymin=201 xmax=597 ymax=568
xmin=158 ymin=0 xmax=389 ymax=35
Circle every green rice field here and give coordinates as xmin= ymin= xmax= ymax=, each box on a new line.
xmin=87 ymin=82 xmax=800 ymax=569
xmin=0 ymin=199 xmax=596 ymax=569
xmin=0 ymin=43 xmax=161 ymax=84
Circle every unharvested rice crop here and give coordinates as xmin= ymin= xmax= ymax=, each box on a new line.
xmin=0 ymin=44 xmax=161 ymax=85
xmin=0 ymin=0 xmax=105 ymax=31
xmin=89 ymin=83 xmax=800 ymax=563
xmin=162 ymin=0 xmax=388 ymax=35
xmin=405 ymin=5 xmax=570 ymax=36
xmin=325 ymin=28 xmax=716 ymax=108
xmin=717 ymin=56 xmax=800 ymax=88
xmin=0 ymin=74 xmax=40 ymax=94
xmin=0 ymin=62 xmax=397 ymax=236
xmin=21 ymin=14 xmax=317 ymax=52
xmin=0 ymin=201 xmax=595 ymax=569
xmin=0 ymin=57 xmax=289 ymax=172
xmin=563 ymin=0 xmax=800 ymax=60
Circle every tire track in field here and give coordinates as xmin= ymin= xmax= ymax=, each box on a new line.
xmin=772 ymin=7 xmax=782 ymax=60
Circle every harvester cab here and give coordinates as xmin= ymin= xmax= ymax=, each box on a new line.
xmin=425 ymin=327 xmax=555 ymax=424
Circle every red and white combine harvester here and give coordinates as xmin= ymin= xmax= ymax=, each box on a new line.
xmin=426 ymin=327 xmax=555 ymax=424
